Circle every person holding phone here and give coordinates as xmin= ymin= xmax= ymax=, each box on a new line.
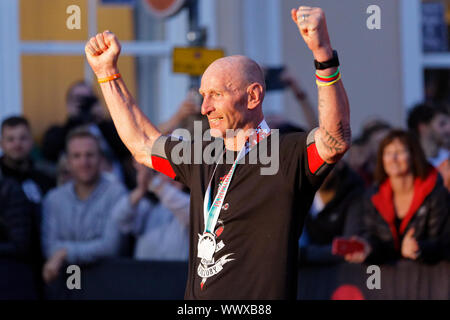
xmin=263 ymin=66 xmax=319 ymax=131
xmin=298 ymin=162 xmax=365 ymax=265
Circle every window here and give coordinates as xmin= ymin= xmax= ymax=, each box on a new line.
xmin=422 ymin=0 xmax=450 ymax=107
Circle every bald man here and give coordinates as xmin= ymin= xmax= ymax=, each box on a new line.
xmin=85 ymin=6 xmax=351 ymax=299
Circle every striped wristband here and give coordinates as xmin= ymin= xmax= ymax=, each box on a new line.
xmin=315 ymin=68 xmax=341 ymax=87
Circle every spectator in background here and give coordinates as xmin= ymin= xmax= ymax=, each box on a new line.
xmin=346 ymin=130 xmax=449 ymax=264
xmin=41 ymin=128 xmax=127 ymax=284
xmin=263 ymin=67 xmax=311 ymax=133
xmin=56 ymin=154 xmax=71 ymax=186
xmin=0 ymin=116 xmax=55 ymax=203
xmin=407 ymin=104 xmax=450 ymax=167
xmin=442 ymin=214 xmax=450 ymax=261
xmin=265 ymin=114 xmax=306 ymax=135
xmin=298 ymin=162 xmax=365 ymax=265
xmin=347 ymin=120 xmax=391 ymax=187
xmin=346 ymin=136 xmax=367 ymax=179
xmin=0 ymin=116 xmax=55 ymax=298
xmin=158 ymin=89 xmax=204 ymax=136
xmin=113 ymin=160 xmax=190 ymax=261
xmin=0 ymin=171 xmax=36 ymax=299
xmin=41 ymin=81 xmax=132 ymax=186
xmin=437 ymin=106 xmax=450 ymax=151
xmin=408 ymin=104 xmax=450 ymax=191
xmin=280 ymin=68 xmax=318 ymax=129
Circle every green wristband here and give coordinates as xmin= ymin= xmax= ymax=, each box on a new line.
xmin=315 ymin=67 xmax=340 ymax=79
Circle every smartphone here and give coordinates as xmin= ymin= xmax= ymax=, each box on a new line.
xmin=332 ymin=238 xmax=365 ymax=256
xmin=264 ymin=66 xmax=287 ymax=91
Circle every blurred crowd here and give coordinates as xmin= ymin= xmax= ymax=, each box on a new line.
xmin=0 ymin=73 xmax=449 ymax=299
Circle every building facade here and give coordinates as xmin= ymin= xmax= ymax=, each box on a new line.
xmin=0 ymin=0 xmax=449 ymax=142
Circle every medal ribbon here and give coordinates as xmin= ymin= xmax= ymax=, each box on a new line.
xmin=202 ymin=120 xmax=271 ymax=234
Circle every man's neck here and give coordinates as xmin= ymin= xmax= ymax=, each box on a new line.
xmin=390 ymin=174 xmax=414 ymax=195
xmin=74 ymin=175 xmax=100 ymax=201
xmin=223 ymin=116 xmax=264 ymax=151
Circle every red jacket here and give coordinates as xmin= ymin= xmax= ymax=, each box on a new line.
xmin=360 ymin=168 xmax=449 ymax=263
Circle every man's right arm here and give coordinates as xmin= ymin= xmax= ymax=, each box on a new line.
xmin=85 ymin=31 xmax=161 ymax=168
xmin=97 ymin=71 xmax=161 ymax=168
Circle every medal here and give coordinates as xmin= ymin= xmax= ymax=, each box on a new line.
xmin=197 ymin=232 xmax=216 ymax=261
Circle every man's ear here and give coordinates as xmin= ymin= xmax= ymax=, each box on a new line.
xmin=247 ymin=83 xmax=264 ymax=110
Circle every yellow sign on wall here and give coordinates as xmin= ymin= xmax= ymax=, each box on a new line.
xmin=173 ymin=47 xmax=225 ymax=76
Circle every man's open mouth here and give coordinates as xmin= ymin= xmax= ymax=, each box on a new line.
xmin=209 ymin=117 xmax=224 ymax=123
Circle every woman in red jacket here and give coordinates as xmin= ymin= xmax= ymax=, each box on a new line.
xmin=345 ymin=130 xmax=449 ymax=264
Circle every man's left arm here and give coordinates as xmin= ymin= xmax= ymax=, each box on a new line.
xmin=58 ymin=218 xmax=122 ymax=264
xmin=292 ymin=6 xmax=351 ymax=163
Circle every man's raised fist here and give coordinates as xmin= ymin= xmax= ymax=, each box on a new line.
xmin=291 ymin=6 xmax=333 ymax=61
xmin=85 ymin=30 xmax=121 ymax=78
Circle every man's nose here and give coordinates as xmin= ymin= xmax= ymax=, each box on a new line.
xmin=201 ymin=97 xmax=215 ymax=116
xmin=80 ymin=156 xmax=90 ymax=165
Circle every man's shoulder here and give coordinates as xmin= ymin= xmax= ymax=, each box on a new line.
xmin=0 ymin=157 xmax=17 ymax=178
xmin=44 ymin=182 xmax=72 ymax=202
xmin=99 ymin=174 xmax=127 ymax=197
xmin=278 ymin=131 xmax=307 ymax=143
xmin=429 ymin=148 xmax=449 ymax=167
xmin=274 ymin=131 xmax=309 ymax=156
xmin=163 ymin=132 xmax=309 ymax=149
xmin=0 ymin=156 xmax=6 ymax=169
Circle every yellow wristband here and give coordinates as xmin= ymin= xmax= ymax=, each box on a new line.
xmin=316 ymin=74 xmax=342 ymax=87
xmin=97 ymin=73 xmax=121 ymax=83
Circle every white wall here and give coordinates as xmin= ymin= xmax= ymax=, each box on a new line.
xmin=0 ymin=0 xmax=22 ymax=123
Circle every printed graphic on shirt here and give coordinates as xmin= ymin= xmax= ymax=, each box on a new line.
xmin=22 ymin=179 xmax=43 ymax=203
xmin=197 ymin=219 xmax=234 ymax=290
xmin=218 ymin=174 xmax=228 ymax=188
xmin=150 ymin=130 xmax=334 ymax=299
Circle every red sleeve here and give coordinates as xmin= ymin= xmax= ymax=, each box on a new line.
xmin=306 ymin=128 xmax=326 ymax=175
xmin=151 ymin=135 xmax=177 ymax=179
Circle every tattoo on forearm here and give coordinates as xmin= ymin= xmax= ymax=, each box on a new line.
xmin=317 ymin=86 xmax=351 ymax=154
xmin=320 ymin=121 xmax=351 ymax=153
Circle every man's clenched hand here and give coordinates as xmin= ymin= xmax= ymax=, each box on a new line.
xmin=291 ymin=6 xmax=333 ymax=62
xmin=85 ymin=30 xmax=121 ymax=78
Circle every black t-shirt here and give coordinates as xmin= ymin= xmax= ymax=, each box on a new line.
xmin=151 ymin=129 xmax=332 ymax=299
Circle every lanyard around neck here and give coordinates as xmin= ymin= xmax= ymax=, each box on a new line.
xmin=202 ymin=120 xmax=271 ymax=234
